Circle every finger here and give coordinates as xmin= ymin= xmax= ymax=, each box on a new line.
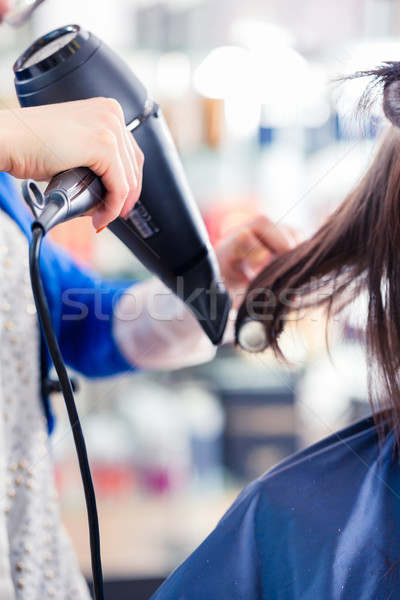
xmin=92 ymin=99 xmax=137 ymax=225
xmin=235 ymin=261 xmax=259 ymax=281
xmin=236 ymin=244 xmax=271 ymax=279
xmin=109 ymin=114 xmax=138 ymax=214
xmin=91 ymin=147 xmax=129 ymax=230
xmin=130 ymin=134 xmax=144 ymax=198
xmin=120 ymin=129 xmax=143 ymax=219
xmin=284 ymin=225 xmax=305 ymax=246
xmin=247 ymin=215 xmax=295 ymax=255
xmin=242 ymin=238 xmax=272 ymax=263
xmin=231 ymin=229 xmax=273 ymax=263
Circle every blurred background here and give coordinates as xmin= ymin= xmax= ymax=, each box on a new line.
xmin=0 ymin=0 xmax=397 ymax=597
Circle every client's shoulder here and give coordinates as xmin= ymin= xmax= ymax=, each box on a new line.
xmin=225 ymin=415 xmax=391 ymax=523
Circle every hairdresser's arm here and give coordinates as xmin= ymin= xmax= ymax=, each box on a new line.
xmin=113 ymin=216 xmax=298 ymax=370
xmin=0 ymin=99 xmax=143 ymax=229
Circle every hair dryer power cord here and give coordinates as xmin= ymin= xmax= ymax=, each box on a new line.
xmin=29 ymin=225 xmax=104 ymax=600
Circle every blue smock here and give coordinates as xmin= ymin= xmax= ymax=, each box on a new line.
xmin=151 ymin=415 xmax=400 ymax=599
xmin=0 ymin=173 xmax=134 ymax=427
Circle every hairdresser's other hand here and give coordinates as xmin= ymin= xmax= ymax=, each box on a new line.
xmin=0 ymin=98 xmax=144 ymax=230
xmin=215 ymin=215 xmax=301 ymax=310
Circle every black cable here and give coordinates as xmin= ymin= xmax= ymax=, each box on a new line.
xmin=29 ymin=225 xmax=104 ymax=600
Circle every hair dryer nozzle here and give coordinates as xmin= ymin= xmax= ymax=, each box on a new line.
xmin=174 ymin=252 xmax=231 ymax=345
xmin=190 ymin=289 xmax=230 ymax=345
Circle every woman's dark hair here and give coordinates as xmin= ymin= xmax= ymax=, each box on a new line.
xmin=236 ymin=62 xmax=400 ymax=440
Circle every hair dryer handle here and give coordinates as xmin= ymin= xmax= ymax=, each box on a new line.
xmin=29 ymin=167 xmax=105 ymax=233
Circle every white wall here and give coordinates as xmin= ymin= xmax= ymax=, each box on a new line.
xmin=31 ymin=0 xmax=137 ymax=50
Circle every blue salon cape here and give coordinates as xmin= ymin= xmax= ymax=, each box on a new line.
xmin=151 ymin=415 xmax=400 ymax=599
xmin=0 ymin=173 xmax=134 ymax=425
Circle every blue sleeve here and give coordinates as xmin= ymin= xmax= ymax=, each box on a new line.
xmin=39 ymin=236 xmax=135 ymax=378
xmin=0 ymin=172 xmax=135 ymax=377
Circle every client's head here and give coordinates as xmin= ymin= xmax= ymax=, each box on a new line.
xmin=236 ymin=62 xmax=400 ymax=439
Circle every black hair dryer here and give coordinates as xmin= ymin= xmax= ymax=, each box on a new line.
xmin=13 ymin=24 xmax=230 ymax=344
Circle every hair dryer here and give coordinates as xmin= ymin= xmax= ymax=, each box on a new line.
xmin=13 ymin=24 xmax=230 ymax=345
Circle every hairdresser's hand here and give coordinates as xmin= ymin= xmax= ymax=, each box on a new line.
xmin=0 ymin=98 xmax=144 ymax=230
xmin=216 ymin=215 xmax=301 ymax=310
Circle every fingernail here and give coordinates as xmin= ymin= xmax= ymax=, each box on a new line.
xmin=96 ymin=226 xmax=107 ymax=234
xmin=285 ymin=234 xmax=297 ymax=249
